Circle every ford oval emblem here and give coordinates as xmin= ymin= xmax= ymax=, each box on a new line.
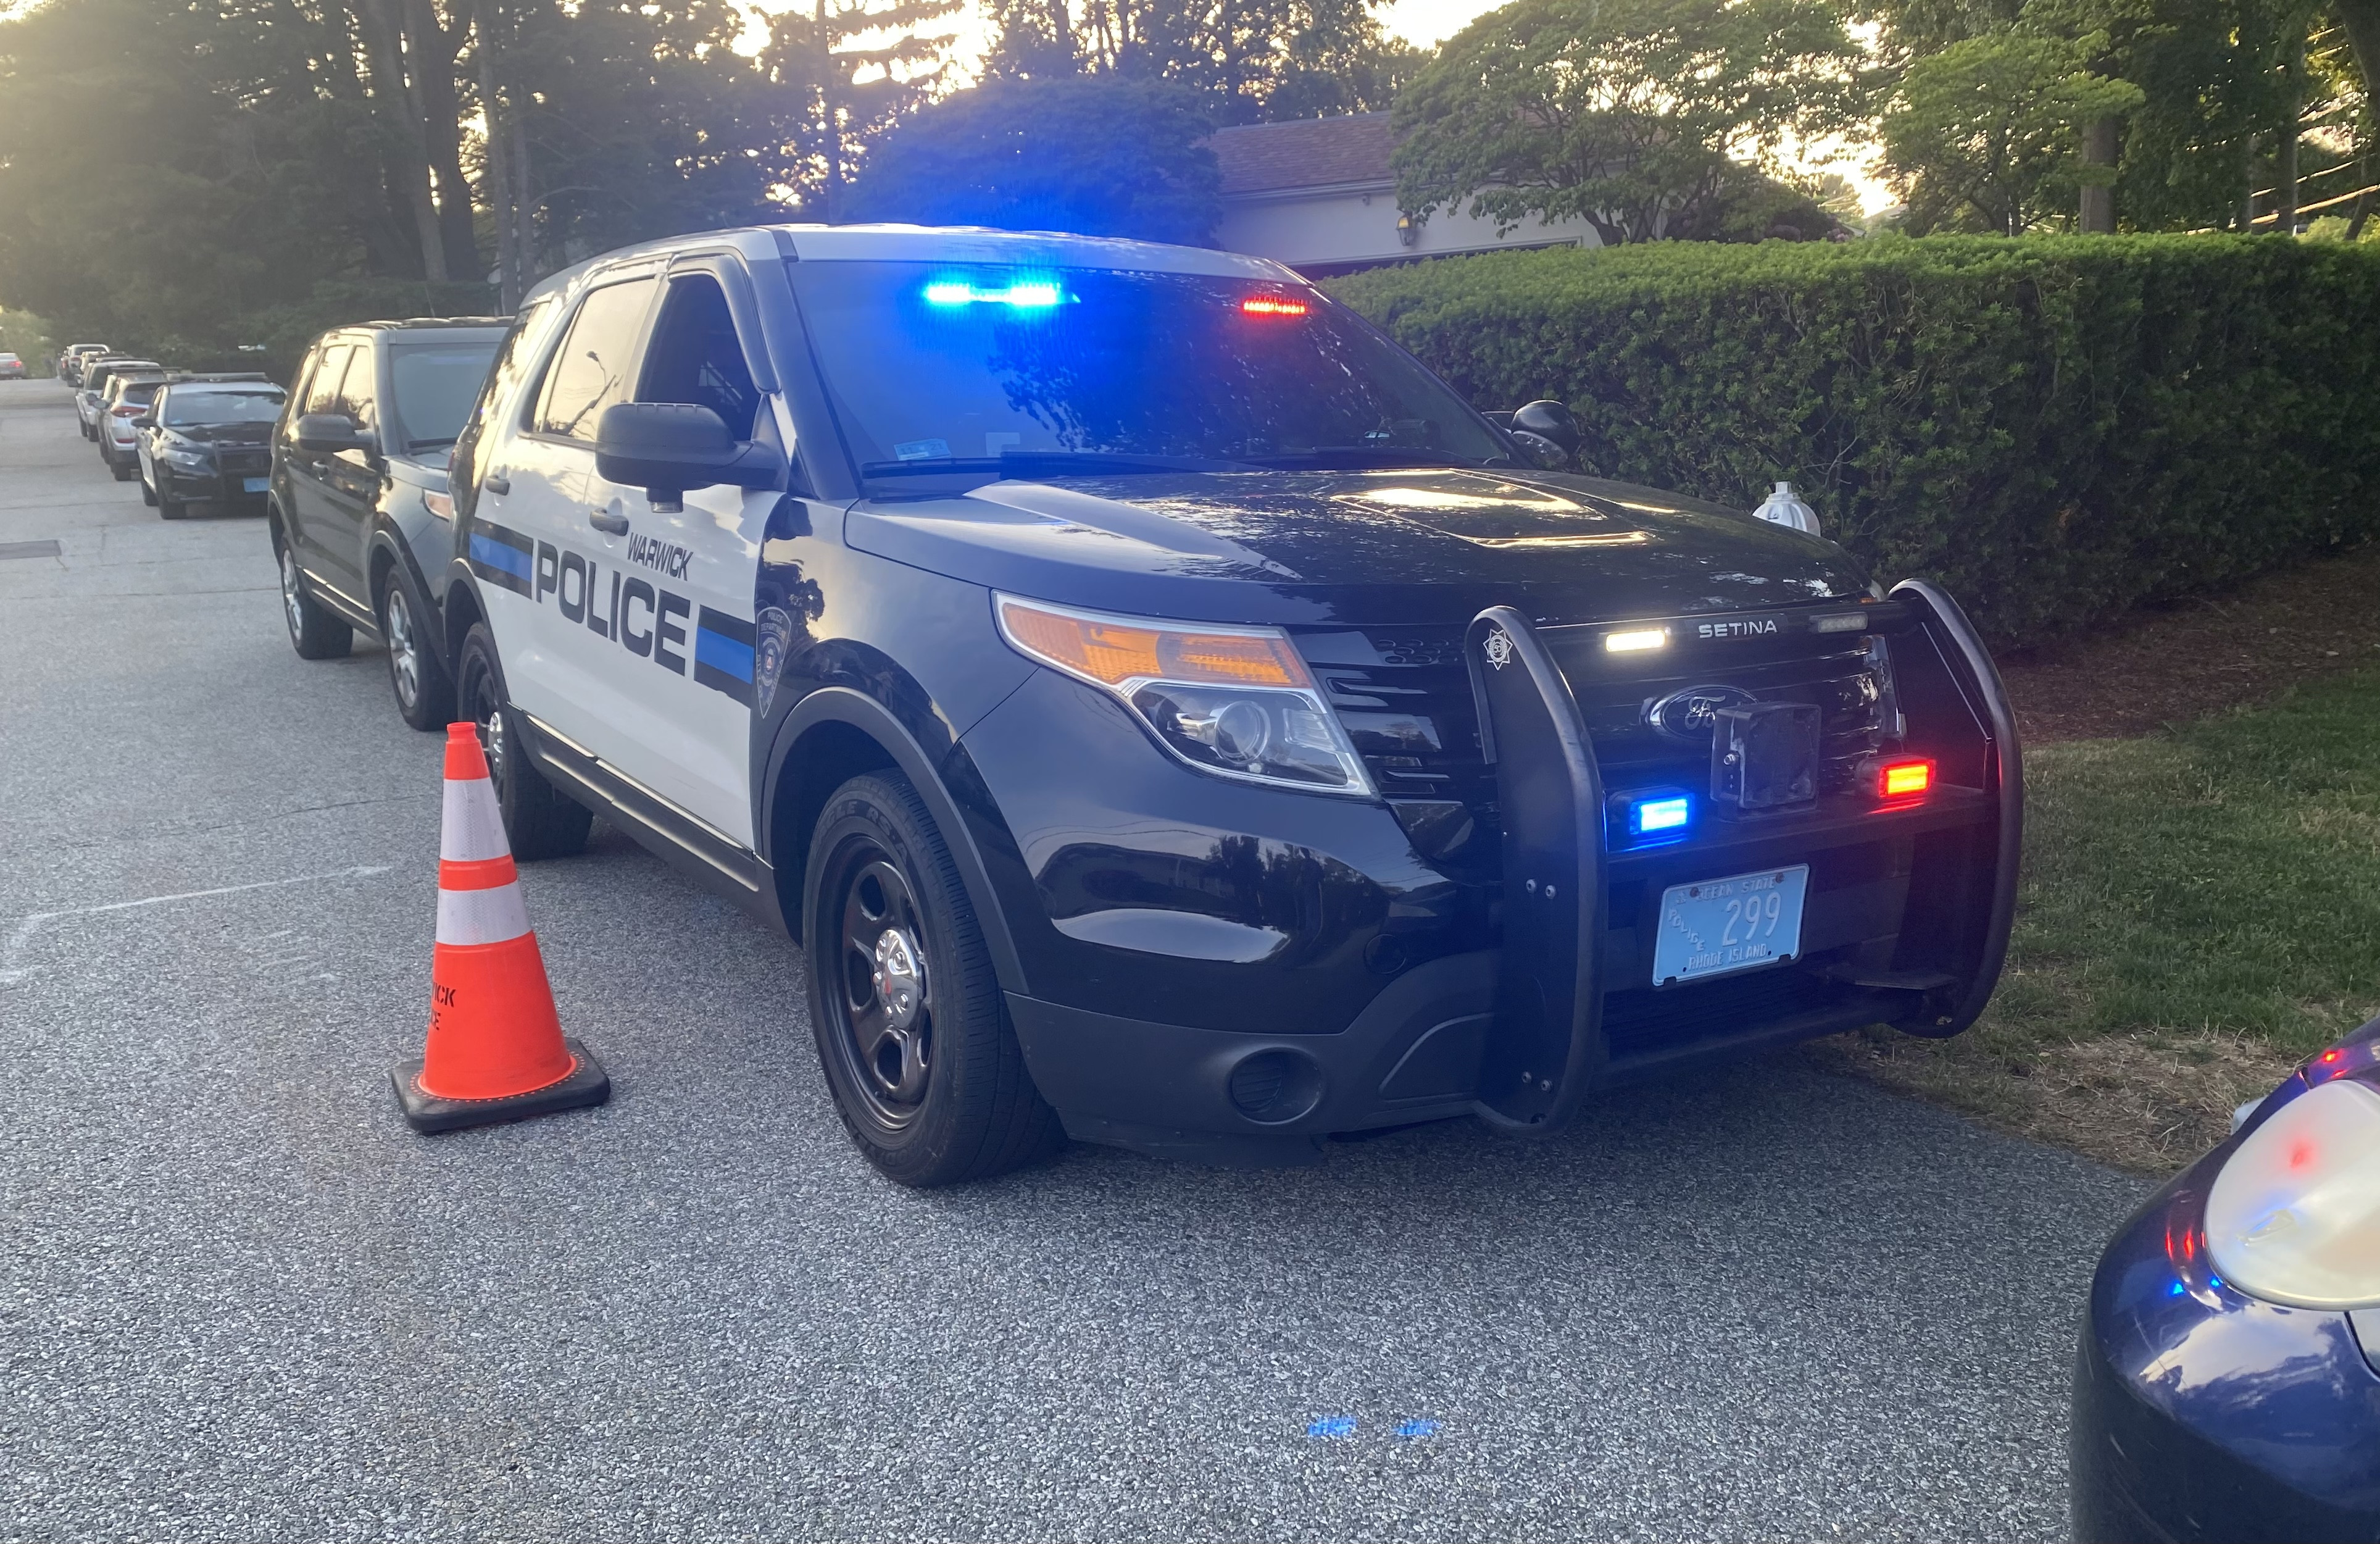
xmin=1645 ymin=683 xmax=1757 ymax=742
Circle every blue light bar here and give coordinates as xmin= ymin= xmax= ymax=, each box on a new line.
xmin=922 ymin=277 xmax=1065 ymax=310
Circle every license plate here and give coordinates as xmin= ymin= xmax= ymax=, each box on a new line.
xmin=1652 ymin=865 xmax=1809 ymax=986
xmin=242 ymin=476 xmax=270 ymax=494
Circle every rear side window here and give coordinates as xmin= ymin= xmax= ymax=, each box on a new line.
xmin=637 ymin=273 xmax=760 ymax=439
xmin=448 ymin=296 xmax=555 ymax=517
xmin=389 ymin=341 xmax=500 ymax=452
xmin=535 ymin=277 xmax=657 ymax=441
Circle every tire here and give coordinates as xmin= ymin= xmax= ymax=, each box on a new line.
xmin=804 ymin=772 xmax=1060 ymax=1187
xmin=454 ymin=622 xmax=590 ymax=860
xmin=275 ymin=536 xmax=351 ymax=659
xmin=138 ymin=471 xmax=156 ymax=507
xmin=109 ymin=453 xmax=134 ymax=482
xmin=377 ymin=571 xmax=456 ymax=731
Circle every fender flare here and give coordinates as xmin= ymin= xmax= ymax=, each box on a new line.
xmin=760 ymin=684 xmax=1028 ymax=996
xmin=365 ymin=522 xmax=444 ymax=664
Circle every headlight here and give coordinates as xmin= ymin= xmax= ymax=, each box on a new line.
xmin=2205 ymin=1077 xmax=2380 ymax=1309
xmin=165 ymin=443 xmax=212 ymax=471
xmin=994 ymin=594 xmax=1371 ymax=795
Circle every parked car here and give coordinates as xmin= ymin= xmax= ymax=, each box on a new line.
xmin=75 ymin=357 xmax=160 ymax=440
xmin=0 ymin=351 xmax=25 ymax=380
xmin=268 ymin=317 xmax=506 ymax=726
xmin=59 ymin=343 xmax=109 ymax=386
xmin=2072 ymin=1014 xmax=2380 ymax=1543
xmin=94 ymin=370 xmax=172 ymax=478
xmin=135 ymin=375 xmax=286 ymax=520
xmin=281 ymin=226 xmax=2019 ymax=1186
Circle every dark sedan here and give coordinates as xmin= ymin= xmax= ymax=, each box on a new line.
xmin=2073 ymin=1014 xmax=2380 ymax=1542
xmin=135 ymin=377 xmax=286 ymax=519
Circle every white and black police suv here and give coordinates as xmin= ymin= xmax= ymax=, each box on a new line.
xmin=273 ymin=225 xmax=2021 ymax=1187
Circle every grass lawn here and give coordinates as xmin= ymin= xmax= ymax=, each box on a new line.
xmin=1808 ymin=662 xmax=2380 ymax=1174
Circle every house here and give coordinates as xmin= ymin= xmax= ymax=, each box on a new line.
xmin=1207 ymin=112 xmax=1605 ymax=274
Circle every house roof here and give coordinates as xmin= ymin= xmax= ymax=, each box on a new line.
xmin=1209 ymin=112 xmax=1398 ymax=196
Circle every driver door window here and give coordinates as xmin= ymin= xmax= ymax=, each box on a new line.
xmin=637 ymin=273 xmax=760 ymax=437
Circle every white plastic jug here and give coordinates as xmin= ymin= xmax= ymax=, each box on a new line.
xmin=1753 ymin=480 xmax=1820 ymax=536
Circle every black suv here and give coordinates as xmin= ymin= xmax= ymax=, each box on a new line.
xmin=134 ymin=375 xmax=285 ymax=519
xmin=304 ymin=227 xmax=2019 ymax=1186
xmin=268 ymin=319 xmax=508 ymax=727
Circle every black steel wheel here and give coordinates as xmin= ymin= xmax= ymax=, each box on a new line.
xmin=377 ymin=574 xmax=456 ymax=731
xmin=454 ymin=622 xmax=589 ymax=860
xmin=804 ymin=772 xmax=1060 ymax=1186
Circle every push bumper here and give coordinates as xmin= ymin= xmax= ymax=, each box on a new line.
xmin=1001 ymin=580 xmax=2021 ymax=1162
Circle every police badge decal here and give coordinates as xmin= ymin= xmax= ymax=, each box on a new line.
xmin=754 ymin=606 xmax=794 ymax=714
xmin=1483 ymin=627 xmax=1515 ymax=671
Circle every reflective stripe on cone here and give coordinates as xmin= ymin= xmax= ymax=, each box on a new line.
xmin=407 ymin=721 xmax=583 ymax=1106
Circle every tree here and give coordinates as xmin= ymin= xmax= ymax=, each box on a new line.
xmin=1879 ymin=30 xmax=2145 ymax=233
xmin=1389 ymin=0 xmax=1871 ymax=246
xmin=981 ymin=0 xmax=1422 ymax=124
xmin=846 ymin=77 xmax=1223 ymax=243
xmin=762 ymin=0 xmax=961 ymax=220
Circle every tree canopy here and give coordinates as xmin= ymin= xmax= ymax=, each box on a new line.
xmin=847 ymin=77 xmax=1223 ymax=243
xmin=1390 ymin=0 xmax=1871 ymax=245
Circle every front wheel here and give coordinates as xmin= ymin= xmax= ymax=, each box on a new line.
xmin=277 ymin=538 xmax=351 ymax=658
xmin=378 ymin=575 xmax=456 ymax=731
xmin=804 ymin=772 xmax=1060 ymax=1187
xmin=454 ymin=623 xmax=589 ymax=860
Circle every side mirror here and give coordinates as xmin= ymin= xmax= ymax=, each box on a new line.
xmin=131 ymin=414 xmax=153 ymax=429
xmin=1510 ymin=399 xmax=1583 ymax=456
xmin=295 ymin=413 xmax=367 ymax=454
xmin=1511 ymin=430 xmax=1570 ymax=472
xmin=595 ymin=402 xmax=783 ymax=510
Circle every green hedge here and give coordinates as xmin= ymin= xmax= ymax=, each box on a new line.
xmin=1329 ymin=235 xmax=2380 ymax=644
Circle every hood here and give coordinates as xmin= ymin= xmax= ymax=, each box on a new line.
xmin=170 ymin=422 xmax=277 ymax=445
xmin=843 ymin=467 xmax=1866 ymax=627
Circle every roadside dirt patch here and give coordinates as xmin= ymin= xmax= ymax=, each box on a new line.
xmin=1997 ymin=542 xmax=2380 ymax=745
xmin=1809 ymin=546 xmax=2379 ymax=1175
xmin=1805 ymin=1020 xmax=2300 ymax=1175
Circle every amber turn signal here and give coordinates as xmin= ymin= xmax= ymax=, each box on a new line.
xmin=996 ymin=596 xmax=1312 ymax=690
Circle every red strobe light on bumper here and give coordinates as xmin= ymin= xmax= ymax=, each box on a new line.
xmin=1874 ymin=757 xmax=1933 ymax=801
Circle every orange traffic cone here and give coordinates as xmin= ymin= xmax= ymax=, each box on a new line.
xmin=393 ymin=723 xmax=609 ymax=1133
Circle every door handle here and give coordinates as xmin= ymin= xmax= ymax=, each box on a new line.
xmin=484 ymin=474 xmax=510 ymax=496
xmin=588 ymin=506 xmax=629 ymax=535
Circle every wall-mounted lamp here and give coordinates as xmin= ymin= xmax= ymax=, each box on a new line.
xmin=1396 ymin=212 xmax=1419 ymax=248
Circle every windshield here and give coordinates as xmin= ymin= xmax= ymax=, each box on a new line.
xmin=114 ymin=382 xmax=161 ymax=405
xmin=788 ymin=262 xmax=1510 ymax=481
xmin=390 ymin=340 xmax=499 ymax=449
xmin=164 ymin=386 xmax=286 ymax=427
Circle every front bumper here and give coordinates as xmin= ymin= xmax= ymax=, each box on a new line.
xmin=2073 ymin=1144 xmax=2380 ymax=1542
xmin=970 ymin=583 xmax=2020 ymax=1161
xmin=159 ymin=462 xmax=271 ymax=504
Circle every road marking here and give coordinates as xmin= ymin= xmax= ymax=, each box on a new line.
xmin=0 ymin=864 xmax=393 ymax=983
xmin=0 ymin=539 xmax=62 ymax=560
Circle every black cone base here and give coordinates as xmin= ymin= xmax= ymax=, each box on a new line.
xmin=393 ymin=1038 xmax=611 ymax=1134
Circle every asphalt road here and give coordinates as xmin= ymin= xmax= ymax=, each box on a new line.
xmin=0 ymin=377 xmax=2150 ymax=1542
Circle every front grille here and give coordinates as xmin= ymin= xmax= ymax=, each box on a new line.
xmin=1297 ymin=613 xmax=1894 ymax=869
xmin=217 ymin=449 xmax=270 ymax=475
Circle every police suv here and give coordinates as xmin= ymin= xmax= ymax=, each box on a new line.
xmin=290 ymin=225 xmax=2019 ymax=1185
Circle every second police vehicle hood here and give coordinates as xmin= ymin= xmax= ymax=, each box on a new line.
xmin=843 ymin=465 xmax=1869 ymax=628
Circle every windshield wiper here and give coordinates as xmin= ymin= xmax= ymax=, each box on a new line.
xmin=863 ymin=449 xmax=1258 ymax=478
xmin=408 ymin=436 xmax=458 ymax=452
xmin=1239 ymin=446 xmax=1483 ymax=471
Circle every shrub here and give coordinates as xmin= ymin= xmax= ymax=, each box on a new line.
xmin=1328 ymin=234 xmax=2380 ymax=644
